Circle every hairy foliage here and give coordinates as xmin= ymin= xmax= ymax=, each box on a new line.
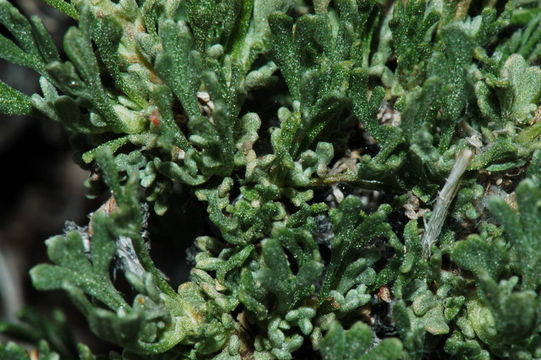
xmin=1 ymin=0 xmax=541 ymax=359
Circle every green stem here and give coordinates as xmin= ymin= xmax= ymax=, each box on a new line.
xmin=82 ymin=136 xmax=132 ymax=164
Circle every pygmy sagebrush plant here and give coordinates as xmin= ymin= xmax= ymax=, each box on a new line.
xmin=1 ymin=0 xmax=541 ymax=359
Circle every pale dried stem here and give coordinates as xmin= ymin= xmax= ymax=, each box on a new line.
xmin=422 ymin=148 xmax=474 ymax=256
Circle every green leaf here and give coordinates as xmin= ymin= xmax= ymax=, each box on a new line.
xmin=30 ymin=224 xmax=127 ymax=311
xmin=320 ymin=321 xmax=374 ymax=360
xmin=320 ymin=321 xmax=404 ymax=360
xmin=359 ymin=339 xmax=403 ymax=360
xmin=320 ymin=200 xmax=395 ymax=301
xmin=268 ymin=13 xmax=301 ymax=100
xmin=314 ymin=0 xmax=331 ymax=14
xmin=91 ymin=14 xmax=146 ymax=106
xmin=0 ymin=342 xmax=31 ymax=360
xmin=0 ymin=1 xmax=39 ymax=54
xmin=257 ymin=228 xmax=323 ymax=314
xmin=150 ymin=86 xmax=191 ymax=150
xmin=155 ymin=20 xmax=201 ymax=119
xmin=252 ymin=0 xmax=293 ymax=38
xmin=0 ymin=308 xmax=78 ymax=359
xmin=390 ymin=0 xmax=439 ymax=87
xmin=0 ymin=1 xmax=47 ymax=73
xmin=42 ymin=0 xmax=78 ymax=20
xmin=350 ymin=68 xmax=399 ymax=152
xmin=498 ymin=55 xmax=541 ymax=124
xmin=62 ymin=26 xmax=125 ymax=132
xmin=477 ymin=55 xmax=541 ymax=126
xmin=452 ymin=235 xmax=504 ymax=279
xmin=0 ymin=80 xmax=32 ymax=115
xmin=488 ymin=177 xmax=541 ymax=290
xmin=500 ymin=14 xmax=541 ymax=64
xmin=0 ymin=34 xmax=39 ymax=70
xmin=470 ymin=275 xmax=540 ymax=346
xmin=29 ymin=16 xmax=61 ymax=64
xmin=393 ymin=300 xmax=425 ymax=355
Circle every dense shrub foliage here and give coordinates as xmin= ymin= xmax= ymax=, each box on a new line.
xmin=1 ymin=0 xmax=541 ymax=359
